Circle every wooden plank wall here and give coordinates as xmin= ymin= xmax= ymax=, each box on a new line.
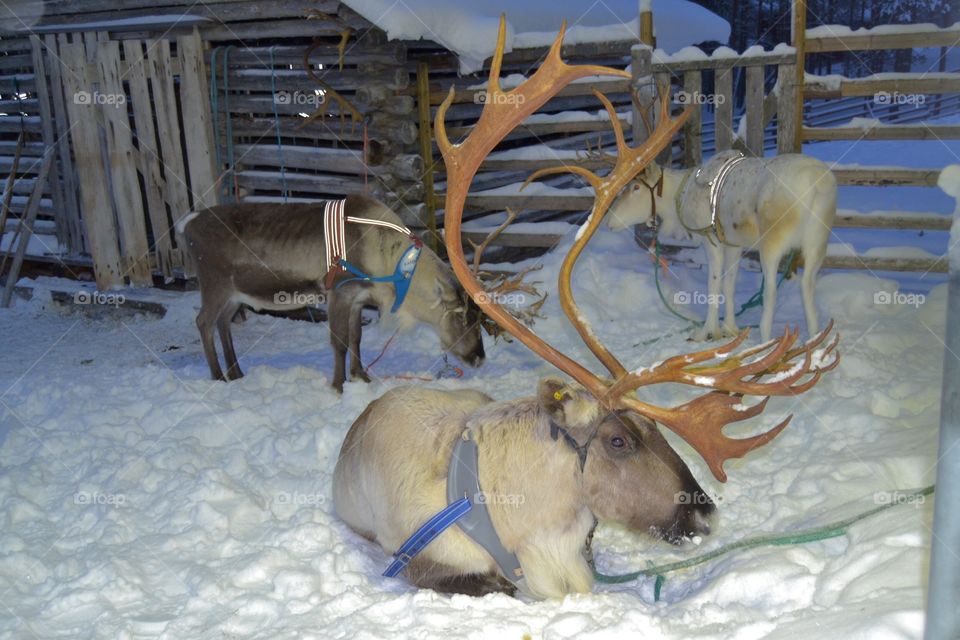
xmin=418 ymin=39 xmax=639 ymax=242
xmin=0 ymin=35 xmax=67 ymax=258
xmin=1 ymin=0 xmax=426 ymax=286
xmin=37 ymin=29 xmax=218 ymax=287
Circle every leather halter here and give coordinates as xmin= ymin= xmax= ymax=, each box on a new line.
xmin=549 ymin=420 xmax=599 ymax=472
xmin=634 ymin=168 xmax=664 ymax=223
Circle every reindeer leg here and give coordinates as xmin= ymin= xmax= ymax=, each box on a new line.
xmin=328 ymin=291 xmax=351 ymax=393
xmin=801 ymin=246 xmax=825 ymax=338
xmin=406 ymin=556 xmax=516 ymax=597
xmin=217 ymin=301 xmax=244 ymax=380
xmin=348 ymin=300 xmax=371 ymax=383
xmin=721 ymin=245 xmax=742 ymax=337
xmin=759 ymin=251 xmax=781 ymax=342
xmin=196 ymin=296 xmax=226 ymax=381
xmin=691 ymin=241 xmax=724 ymax=341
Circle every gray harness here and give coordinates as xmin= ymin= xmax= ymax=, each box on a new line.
xmin=446 ymin=428 xmax=533 ymax=597
xmin=446 ymin=419 xmax=604 ymax=597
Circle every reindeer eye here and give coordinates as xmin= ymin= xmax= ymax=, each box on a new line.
xmin=632 ymin=183 xmax=642 ymax=191
xmin=610 ymin=436 xmax=626 ymax=449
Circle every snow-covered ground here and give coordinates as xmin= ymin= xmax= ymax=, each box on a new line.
xmin=0 ymin=213 xmax=948 ymax=637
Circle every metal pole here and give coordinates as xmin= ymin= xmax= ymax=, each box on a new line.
xmin=925 ymin=226 xmax=960 ymax=638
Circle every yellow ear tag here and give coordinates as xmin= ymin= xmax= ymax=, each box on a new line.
xmin=553 ymin=391 xmax=565 ymax=401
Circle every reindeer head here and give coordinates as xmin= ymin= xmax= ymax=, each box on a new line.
xmin=436 ymin=15 xmax=839 ymax=483
xmin=538 ymin=378 xmax=714 ymax=543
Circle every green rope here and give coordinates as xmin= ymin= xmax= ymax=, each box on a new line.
xmin=640 ymin=240 xmax=797 ymax=347
xmin=594 ymin=485 xmax=935 ymax=600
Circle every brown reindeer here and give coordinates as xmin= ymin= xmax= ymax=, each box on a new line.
xmin=333 ymin=16 xmax=839 ymax=599
xmin=178 ymin=194 xmax=485 ymax=392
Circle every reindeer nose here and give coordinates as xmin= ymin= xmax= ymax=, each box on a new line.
xmin=691 ymin=508 xmax=712 ymax=536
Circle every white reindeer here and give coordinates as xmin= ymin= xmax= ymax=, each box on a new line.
xmin=607 ymin=150 xmax=837 ymax=341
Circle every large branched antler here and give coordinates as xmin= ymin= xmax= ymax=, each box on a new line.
xmin=436 ymin=15 xmax=840 ymax=482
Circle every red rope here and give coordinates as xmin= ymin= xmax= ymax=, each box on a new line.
xmin=363 ymin=328 xmax=463 ymax=382
xmin=364 ymin=328 xmax=399 ymax=374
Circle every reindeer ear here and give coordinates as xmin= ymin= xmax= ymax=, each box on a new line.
xmin=537 ymin=377 xmax=600 ymax=430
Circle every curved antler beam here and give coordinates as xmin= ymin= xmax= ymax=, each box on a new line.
xmin=437 ymin=16 xmax=630 ymax=400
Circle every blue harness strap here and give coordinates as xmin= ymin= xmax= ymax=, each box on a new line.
xmin=382 ymin=496 xmax=472 ymax=577
xmin=336 ymin=242 xmax=422 ymax=312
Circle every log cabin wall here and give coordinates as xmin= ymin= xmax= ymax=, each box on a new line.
xmin=0 ymin=0 xmax=424 ymax=288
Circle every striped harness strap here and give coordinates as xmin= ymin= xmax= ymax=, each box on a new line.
xmin=322 ymin=199 xmax=414 ymax=287
xmin=678 ymin=152 xmax=747 ymax=247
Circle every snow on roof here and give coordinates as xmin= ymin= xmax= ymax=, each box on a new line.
xmin=340 ymin=0 xmax=730 ymax=74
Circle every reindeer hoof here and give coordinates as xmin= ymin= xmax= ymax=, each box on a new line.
xmin=689 ymin=327 xmax=723 ymax=342
xmin=351 ymin=370 xmax=372 ymax=383
xmin=721 ymin=324 xmax=739 ymax=338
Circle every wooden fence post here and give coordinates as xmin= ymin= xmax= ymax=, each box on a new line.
xmin=777 ymin=62 xmax=797 ymax=154
xmin=97 ymin=40 xmax=152 ymax=286
xmin=683 ymin=70 xmax=702 ymax=167
xmin=744 ymin=65 xmax=765 ymax=156
xmin=59 ymin=35 xmax=123 ymax=289
xmin=416 ymin=61 xmax=438 ymax=253
xmin=792 ymin=0 xmax=806 ymax=152
xmin=715 ymin=64 xmax=734 ymax=152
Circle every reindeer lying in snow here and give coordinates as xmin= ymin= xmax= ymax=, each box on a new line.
xmin=178 ymin=195 xmax=485 ymax=392
xmin=607 ymin=150 xmax=837 ymax=342
xmin=334 ymin=380 xmax=715 ymax=598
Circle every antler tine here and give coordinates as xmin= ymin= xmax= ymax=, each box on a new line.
xmin=621 ymin=391 xmax=793 ymax=482
xmin=470 ymin=207 xmax=518 ymax=274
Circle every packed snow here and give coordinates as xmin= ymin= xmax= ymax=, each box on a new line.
xmin=339 ymin=0 xmax=729 ymax=73
xmin=0 ymin=215 xmax=948 ymax=637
